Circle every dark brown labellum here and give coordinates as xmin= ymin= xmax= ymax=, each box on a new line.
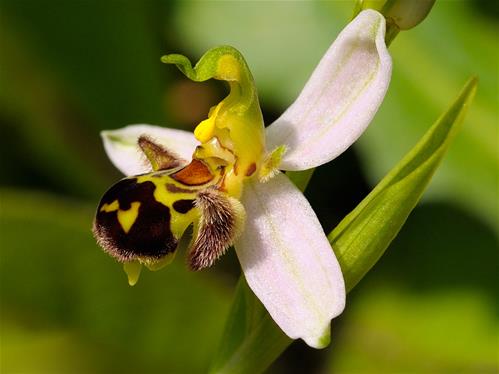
xmin=93 ymin=178 xmax=178 ymax=262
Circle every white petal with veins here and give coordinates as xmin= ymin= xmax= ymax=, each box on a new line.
xmin=266 ymin=10 xmax=392 ymax=171
xmin=235 ymin=173 xmax=345 ymax=348
xmin=101 ymin=124 xmax=198 ymax=176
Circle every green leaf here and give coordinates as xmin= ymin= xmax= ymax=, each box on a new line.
xmin=325 ymin=203 xmax=498 ymax=372
xmin=330 ymin=76 xmax=477 ymax=291
xmin=210 ymin=77 xmax=477 ymax=374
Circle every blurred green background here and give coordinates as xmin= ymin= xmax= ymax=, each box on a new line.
xmin=0 ymin=0 xmax=497 ymax=373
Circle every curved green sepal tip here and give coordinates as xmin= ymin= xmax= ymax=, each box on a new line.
xmin=161 ymin=53 xmax=199 ymax=80
xmin=161 ymin=45 xmax=254 ymax=86
xmin=161 ymin=45 xmax=260 ymax=118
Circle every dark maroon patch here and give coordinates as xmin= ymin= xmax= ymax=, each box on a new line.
xmin=93 ymin=178 xmax=178 ymax=261
xmin=245 ymin=163 xmax=257 ymax=176
xmin=166 ymin=183 xmax=194 ymax=194
xmin=173 ymin=199 xmax=195 ymax=214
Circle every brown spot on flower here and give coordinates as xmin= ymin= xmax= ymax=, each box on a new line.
xmin=166 ymin=183 xmax=195 ymax=194
xmin=245 ymin=162 xmax=257 ymax=176
xmin=173 ymin=199 xmax=195 ymax=214
xmin=233 ymin=160 xmax=239 ymax=176
xmin=171 ymin=159 xmax=214 ymax=186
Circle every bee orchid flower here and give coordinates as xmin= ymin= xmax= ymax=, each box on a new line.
xmin=93 ymin=10 xmax=391 ymax=348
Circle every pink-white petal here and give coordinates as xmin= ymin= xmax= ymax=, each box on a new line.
xmin=235 ymin=173 xmax=345 ymax=348
xmin=101 ymin=124 xmax=198 ymax=176
xmin=266 ymin=10 xmax=392 ymax=171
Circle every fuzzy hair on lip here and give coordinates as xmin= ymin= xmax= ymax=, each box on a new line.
xmin=188 ymin=189 xmax=246 ymax=270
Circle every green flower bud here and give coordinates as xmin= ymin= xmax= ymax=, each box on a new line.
xmin=355 ymin=0 xmax=435 ymax=30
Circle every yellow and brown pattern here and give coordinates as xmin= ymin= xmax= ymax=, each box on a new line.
xmin=93 ymin=161 xmax=219 ymax=263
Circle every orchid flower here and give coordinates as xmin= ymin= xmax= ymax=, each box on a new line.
xmin=93 ymin=10 xmax=391 ymax=348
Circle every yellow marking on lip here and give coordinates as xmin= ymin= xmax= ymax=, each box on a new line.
xmin=100 ymin=200 xmax=119 ymax=212
xmin=135 ymin=173 xmax=203 ymax=239
xmin=117 ymin=202 xmax=141 ymax=234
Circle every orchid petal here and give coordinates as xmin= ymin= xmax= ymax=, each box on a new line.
xmin=235 ymin=173 xmax=345 ymax=348
xmin=101 ymin=124 xmax=198 ymax=176
xmin=266 ymin=10 xmax=392 ymax=171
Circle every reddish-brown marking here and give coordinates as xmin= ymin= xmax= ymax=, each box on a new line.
xmin=171 ymin=159 xmax=214 ymax=186
xmin=166 ymin=184 xmax=195 ymax=194
xmin=233 ymin=160 xmax=239 ymax=176
xmin=245 ymin=163 xmax=257 ymax=176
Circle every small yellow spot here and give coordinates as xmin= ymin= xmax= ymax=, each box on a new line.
xmin=100 ymin=200 xmax=119 ymax=212
xmin=117 ymin=202 xmax=141 ymax=234
xmin=217 ymin=54 xmax=240 ymax=81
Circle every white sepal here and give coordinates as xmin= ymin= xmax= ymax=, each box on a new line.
xmin=101 ymin=124 xmax=198 ymax=176
xmin=266 ymin=10 xmax=392 ymax=171
xmin=235 ymin=173 xmax=345 ymax=348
